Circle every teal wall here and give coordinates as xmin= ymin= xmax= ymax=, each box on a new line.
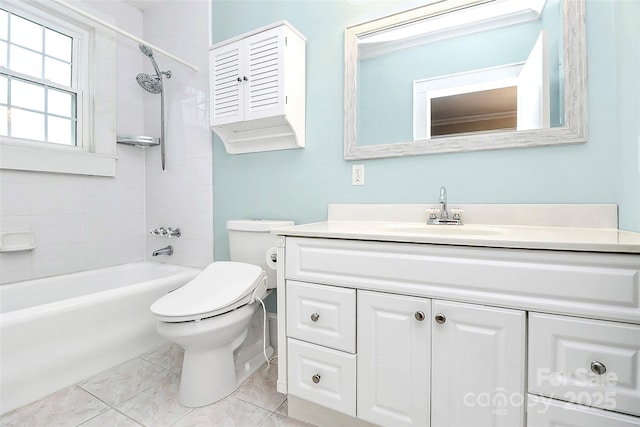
xmin=211 ymin=0 xmax=640 ymax=266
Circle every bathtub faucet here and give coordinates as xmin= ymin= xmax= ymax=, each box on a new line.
xmin=152 ymin=245 xmax=173 ymax=256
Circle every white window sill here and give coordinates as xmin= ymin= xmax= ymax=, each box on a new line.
xmin=0 ymin=140 xmax=116 ymax=177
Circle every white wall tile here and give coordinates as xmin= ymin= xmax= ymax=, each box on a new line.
xmin=0 ymin=170 xmax=31 ymax=184
xmin=0 ymin=252 xmax=32 ymax=284
xmin=1 ymin=182 xmax=30 ymax=216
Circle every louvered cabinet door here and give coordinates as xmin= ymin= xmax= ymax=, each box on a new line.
xmin=210 ymin=41 xmax=244 ymax=126
xmin=243 ymin=26 xmax=286 ymax=121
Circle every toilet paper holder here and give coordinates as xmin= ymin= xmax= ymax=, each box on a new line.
xmin=266 ymin=247 xmax=278 ymax=270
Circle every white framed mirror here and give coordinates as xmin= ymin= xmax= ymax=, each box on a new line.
xmin=344 ymin=0 xmax=586 ymax=160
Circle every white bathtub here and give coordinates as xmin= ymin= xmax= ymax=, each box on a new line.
xmin=0 ymin=262 xmax=200 ymax=414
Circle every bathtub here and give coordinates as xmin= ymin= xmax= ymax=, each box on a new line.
xmin=0 ymin=262 xmax=200 ymax=414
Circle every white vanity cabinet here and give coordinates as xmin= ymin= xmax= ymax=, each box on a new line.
xmin=209 ymin=22 xmax=305 ymax=154
xmin=279 ymin=236 xmax=640 ymax=427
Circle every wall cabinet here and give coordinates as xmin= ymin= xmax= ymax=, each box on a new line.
xmin=209 ymin=22 xmax=305 ymax=154
xmin=279 ymin=237 xmax=640 ymax=427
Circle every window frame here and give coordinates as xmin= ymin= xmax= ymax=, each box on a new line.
xmin=0 ymin=0 xmax=116 ymax=177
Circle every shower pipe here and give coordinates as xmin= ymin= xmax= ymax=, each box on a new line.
xmin=137 ymin=45 xmax=171 ymax=170
xmin=48 ymin=0 xmax=199 ymax=71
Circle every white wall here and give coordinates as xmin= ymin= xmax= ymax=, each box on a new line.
xmin=0 ymin=1 xmax=147 ymax=284
xmin=142 ymin=0 xmax=213 ymax=268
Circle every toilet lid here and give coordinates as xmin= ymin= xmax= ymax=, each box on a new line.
xmin=150 ymin=261 xmax=265 ymax=321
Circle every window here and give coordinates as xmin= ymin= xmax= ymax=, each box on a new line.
xmin=0 ymin=1 xmax=116 ymax=176
xmin=1 ymin=8 xmax=78 ymax=146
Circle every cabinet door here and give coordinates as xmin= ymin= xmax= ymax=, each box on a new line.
xmin=432 ymin=300 xmax=526 ymax=427
xmin=243 ymin=26 xmax=286 ymax=121
xmin=357 ymin=290 xmax=431 ymax=427
xmin=210 ymin=40 xmax=244 ymax=126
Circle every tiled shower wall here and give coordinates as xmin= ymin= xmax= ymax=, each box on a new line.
xmin=0 ymin=152 xmax=146 ymax=284
xmin=142 ymin=0 xmax=213 ymax=269
xmin=0 ymin=0 xmax=213 ymax=285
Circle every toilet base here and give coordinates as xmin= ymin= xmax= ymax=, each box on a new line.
xmin=168 ymin=305 xmax=273 ymax=407
xmin=178 ymin=342 xmax=274 ymax=407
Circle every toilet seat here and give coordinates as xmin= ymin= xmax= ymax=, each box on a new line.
xmin=150 ymin=261 xmax=266 ymax=322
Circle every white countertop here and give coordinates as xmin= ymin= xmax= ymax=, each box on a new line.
xmin=275 ymin=221 xmax=640 ymax=253
xmin=273 ymin=204 xmax=640 ymax=253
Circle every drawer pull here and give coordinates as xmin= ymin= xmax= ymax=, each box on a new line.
xmin=312 ymin=374 xmax=321 ymax=384
xmin=435 ymin=313 xmax=446 ymax=324
xmin=415 ymin=311 xmax=425 ymax=321
xmin=310 ymin=313 xmax=320 ymax=322
xmin=590 ymin=360 xmax=607 ymax=375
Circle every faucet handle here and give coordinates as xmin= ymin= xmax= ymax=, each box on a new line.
xmin=166 ymin=227 xmax=181 ymax=238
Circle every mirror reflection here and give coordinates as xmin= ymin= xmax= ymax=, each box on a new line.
xmin=344 ymin=0 xmax=586 ymax=160
xmin=357 ymin=0 xmax=562 ymax=145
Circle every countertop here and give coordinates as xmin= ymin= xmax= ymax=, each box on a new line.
xmin=274 ymin=221 xmax=640 ymax=254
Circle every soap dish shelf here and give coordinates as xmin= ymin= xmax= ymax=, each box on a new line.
xmin=0 ymin=231 xmax=36 ymax=252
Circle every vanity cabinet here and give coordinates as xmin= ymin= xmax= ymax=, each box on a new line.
xmin=209 ymin=22 xmax=305 ymax=154
xmin=278 ymin=236 xmax=640 ymax=426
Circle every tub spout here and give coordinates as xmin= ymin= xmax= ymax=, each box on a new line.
xmin=152 ymin=245 xmax=173 ymax=256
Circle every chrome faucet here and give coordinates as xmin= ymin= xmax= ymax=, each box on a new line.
xmin=427 ymin=186 xmax=463 ymax=225
xmin=438 ymin=186 xmax=449 ymax=221
xmin=152 ymin=245 xmax=173 ymax=256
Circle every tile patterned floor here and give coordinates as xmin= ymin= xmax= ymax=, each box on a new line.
xmin=1 ymin=344 xmax=314 ymax=427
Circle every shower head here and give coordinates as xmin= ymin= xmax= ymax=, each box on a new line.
xmin=139 ymin=44 xmax=154 ymax=58
xmin=136 ymin=73 xmax=163 ymax=94
xmin=137 ymin=44 xmax=172 ymax=90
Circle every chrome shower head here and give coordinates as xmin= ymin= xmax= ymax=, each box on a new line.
xmin=139 ymin=44 xmax=154 ymax=58
xmin=137 ymin=44 xmax=172 ymax=86
xmin=136 ymin=73 xmax=163 ymax=94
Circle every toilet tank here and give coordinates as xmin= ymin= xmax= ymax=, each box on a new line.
xmin=227 ymin=220 xmax=294 ymax=289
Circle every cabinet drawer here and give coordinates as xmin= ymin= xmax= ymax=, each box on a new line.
xmin=287 ymin=338 xmax=356 ymax=417
xmin=286 ymin=281 xmax=356 ymax=353
xmin=527 ymin=395 xmax=640 ymax=426
xmin=529 ymin=313 xmax=640 ymax=416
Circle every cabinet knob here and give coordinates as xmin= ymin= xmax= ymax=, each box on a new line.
xmin=237 ymin=77 xmax=242 ymax=82
xmin=591 ymin=360 xmax=607 ymax=375
xmin=310 ymin=313 xmax=320 ymax=322
xmin=243 ymin=76 xmax=248 ymax=81
xmin=312 ymin=374 xmax=321 ymax=384
xmin=415 ymin=311 xmax=425 ymax=321
xmin=435 ymin=313 xmax=446 ymax=324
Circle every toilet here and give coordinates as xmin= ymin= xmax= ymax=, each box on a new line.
xmin=150 ymin=219 xmax=293 ymax=407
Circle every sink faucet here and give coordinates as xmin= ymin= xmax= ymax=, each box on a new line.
xmin=439 ymin=186 xmax=449 ymax=221
xmin=427 ymin=186 xmax=463 ymax=225
xmin=152 ymin=245 xmax=173 ymax=256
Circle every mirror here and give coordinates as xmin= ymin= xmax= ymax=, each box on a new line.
xmin=344 ymin=0 xmax=586 ymax=160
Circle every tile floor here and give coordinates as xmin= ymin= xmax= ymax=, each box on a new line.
xmin=1 ymin=344 xmax=315 ymax=427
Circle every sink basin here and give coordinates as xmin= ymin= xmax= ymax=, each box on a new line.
xmin=379 ymin=224 xmax=506 ymax=237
